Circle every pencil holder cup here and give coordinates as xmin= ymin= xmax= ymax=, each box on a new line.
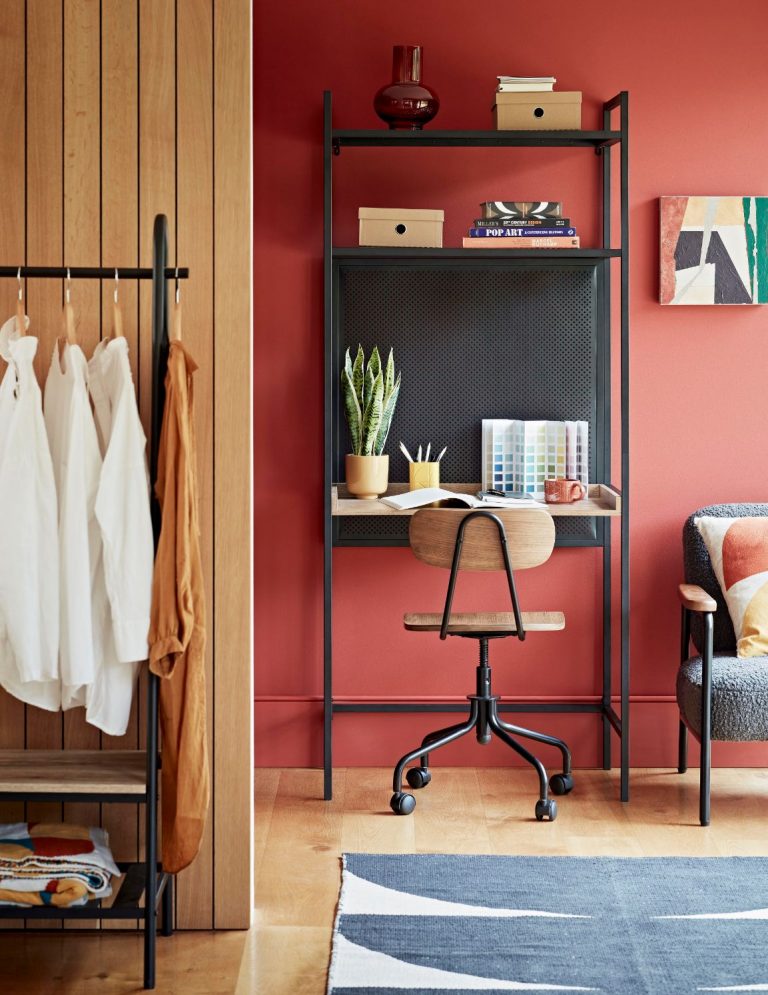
xmin=409 ymin=461 xmax=440 ymax=490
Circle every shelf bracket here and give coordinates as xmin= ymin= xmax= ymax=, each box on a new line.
xmin=332 ymin=138 xmax=341 ymax=156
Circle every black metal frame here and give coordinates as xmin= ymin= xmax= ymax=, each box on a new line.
xmin=677 ymin=604 xmax=714 ymax=827
xmin=439 ymin=511 xmax=526 ymax=642
xmin=322 ymin=91 xmax=630 ymax=804
xmin=0 ymin=214 xmax=186 ymax=990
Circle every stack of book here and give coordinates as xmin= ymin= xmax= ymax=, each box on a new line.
xmin=463 ymin=201 xmax=579 ymax=249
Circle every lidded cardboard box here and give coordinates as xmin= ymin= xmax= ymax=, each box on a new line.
xmin=493 ymin=91 xmax=582 ymax=131
xmin=358 ymin=207 xmax=444 ymax=247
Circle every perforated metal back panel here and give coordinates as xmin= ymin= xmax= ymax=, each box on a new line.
xmin=333 ymin=259 xmax=605 ymax=546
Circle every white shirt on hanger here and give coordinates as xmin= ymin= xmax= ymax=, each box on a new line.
xmin=44 ymin=339 xmax=140 ymax=735
xmin=88 ymin=338 xmax=154 ymax=665
xmin=0 ymin=315 xmax=59 ymax=711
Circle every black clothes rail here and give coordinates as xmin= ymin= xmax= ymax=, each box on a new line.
xmin=0 ymin=214 xmax=184 ymax=991
xmin=1 ymin=265 xmax=189 ymax=279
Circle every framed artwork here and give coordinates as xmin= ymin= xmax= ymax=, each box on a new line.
xmin=660 ymin=196 xmax=768 ymax=305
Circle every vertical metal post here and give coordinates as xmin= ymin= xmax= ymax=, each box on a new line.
xmin=323 ymin=93 xmax=334 ymax=801
xmin=144 ymin=675 xmax=159 ymax=989
xmin=144 ymin=213 xmax=169 ymax=989
xmin=600 ymin=103 xmax=612 ymax=771
xmin=618 ymin=92 xmax=631 ymax=802
xmin=679 ymin=605 xmax=690 ymax=773
xmin=700 ymin=613 xmax=713 ymax=826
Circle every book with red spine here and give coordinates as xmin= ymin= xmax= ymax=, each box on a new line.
xmin=462 ymin=236 xmax=580 ymax=249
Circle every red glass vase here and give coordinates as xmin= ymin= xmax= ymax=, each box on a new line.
xmin=373 ymin=45 xmax=439 ymax=131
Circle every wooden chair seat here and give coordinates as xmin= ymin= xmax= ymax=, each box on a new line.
xmin=403 ymin=611 xmax=565 ymax=634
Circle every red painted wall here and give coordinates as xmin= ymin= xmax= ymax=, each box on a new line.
xmin=254 ymin=0 xmax=768 ymax=769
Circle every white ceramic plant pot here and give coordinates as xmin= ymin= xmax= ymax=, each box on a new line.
xmin=345 ymin=454 xmax=389 ymax=500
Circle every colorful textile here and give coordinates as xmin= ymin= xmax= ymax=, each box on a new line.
xmin=0 ymin=822 xmax=120 ymax=907
xmin=695 ymin=516 xmax=768 ymax=658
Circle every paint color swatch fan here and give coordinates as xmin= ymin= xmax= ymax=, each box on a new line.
xmin=482 ymin=419 xmax=588 ymax=499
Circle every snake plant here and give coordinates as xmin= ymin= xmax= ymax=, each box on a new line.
xmin=341 ymin=345 xmax=401 ymax=456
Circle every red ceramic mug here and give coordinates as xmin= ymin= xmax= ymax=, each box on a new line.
xmin=544 ymin=478 xmax=587 ymax=504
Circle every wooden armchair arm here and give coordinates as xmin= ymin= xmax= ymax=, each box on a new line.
xmin=678 ymin=584 xmax=717 ymax=613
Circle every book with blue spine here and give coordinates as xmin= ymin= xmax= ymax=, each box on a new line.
xmin=468 ymin=227 xmax=576 ymax=238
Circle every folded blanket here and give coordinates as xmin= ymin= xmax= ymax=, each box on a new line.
xmin=0 ymin=822 xmax=121 ymax=908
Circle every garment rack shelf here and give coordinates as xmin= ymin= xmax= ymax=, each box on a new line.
xmin=0 ymin=863 xmax=171 ymax=922
xmin=0 ymin=749 xmax=148 ymax=799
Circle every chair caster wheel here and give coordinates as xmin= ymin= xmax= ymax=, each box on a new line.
xmin=535 ymin=798 xmax=557 ymax=822
xmin=406 ymin=767 xmax=432 ymax=790
xmin=390 ymin=792 xmax=416 ymax=815
xmin=549 ymin=773 xmax=574 ymax=796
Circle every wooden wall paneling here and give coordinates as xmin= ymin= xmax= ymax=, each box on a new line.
xmin=213 ymin=0 xmax=253 ymax=930
xmin=0 ymin=0 xmax=253 ymax=937
xmin=138 ymin=0 xmax=176 ymax=438
xmin=0 ymin=0 xmax=28 ymax=929
xmin=25 ymin=0 xmax=65 ymax=857
xmin=137 ymin=0 xmax=176 ymax=881
xmin=100 ymin=0 xmax=141 ymax=904
xmin=62 ymin=0 xmax=102 ymax=929
xmin=177 ymin=0 xmax=215 ymax=929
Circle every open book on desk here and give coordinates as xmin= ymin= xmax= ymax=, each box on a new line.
xmin=380 ymin=488 xmax=543 ymax=511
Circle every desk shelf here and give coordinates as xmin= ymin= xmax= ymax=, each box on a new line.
xmin=333 ymin=247 xmax=622 ymax=260
xmin=323 ymin=90 xmax=631 ymax=805
xmin=332 ymin=128 xmax=621 ymax=150
xmin=332 ymin=483 xmax=621 ymax=518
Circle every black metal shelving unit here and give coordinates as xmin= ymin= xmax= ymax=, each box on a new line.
xmin=0 ymin=214 xmax=184 ymax=991
xmin=323 ymin=91 xmax=630 ymax=803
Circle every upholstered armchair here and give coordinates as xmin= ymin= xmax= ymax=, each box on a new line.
xmin=677 ymin=503 xmax=768 ymax=826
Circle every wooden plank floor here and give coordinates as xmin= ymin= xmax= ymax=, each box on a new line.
xmin=245 ymin=766 xmax=768 ymax=995
xmin=4 ymin=765 xmax=768 ymax=993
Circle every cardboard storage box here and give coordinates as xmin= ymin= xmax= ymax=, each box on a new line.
xmin=493 ymin=91 xmax=582 ymax=131
xmin=358 ymin=207 xmax=444 ymax=247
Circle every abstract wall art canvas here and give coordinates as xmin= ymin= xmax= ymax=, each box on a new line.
xmin=660 ymin=196 xmax=768 ymax=305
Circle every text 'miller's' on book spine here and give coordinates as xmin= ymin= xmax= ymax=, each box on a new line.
xmin=462 ymin=236 xmax=580 ymax=249
xmin=468 ymin=227 xmax=576 ymax=238
xmin=473 ymin=218 xmax=571 ymax=228
xmin=481 ymin=201 xmax=563 ymax=219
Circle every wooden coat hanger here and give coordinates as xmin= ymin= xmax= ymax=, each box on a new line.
xmin=112 ymin=269 xmax=124 ymax=338
xmin=61 ymin=268 xmax=77 ymax=346
xmin=170 ymin=268 xmax=182 ymax=342
xmin=16 ymin=268 xmax=25 ymax=337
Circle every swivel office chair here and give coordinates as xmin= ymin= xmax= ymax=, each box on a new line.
xmin=390 ymin=508 xmax=573 ymax=822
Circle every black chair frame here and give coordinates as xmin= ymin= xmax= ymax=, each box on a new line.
xmin=677 ymin=605 xmax=714 ymax=827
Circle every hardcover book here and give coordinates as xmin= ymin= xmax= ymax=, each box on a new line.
xmin=481 ymin=201 xmax=563 ymax=219
xmin=473 ymin=218 xmax=571 ymax=228
xmin=463 ymin=236 xmax=580 ymax=249
xmin=468 ymin=227 xmax=576 ymax=238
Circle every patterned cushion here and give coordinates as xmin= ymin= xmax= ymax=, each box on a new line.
xmin=677 ymin=654 xmax=768 ymax=741
xmin=695 ymin=516 xmax=768 ymax=658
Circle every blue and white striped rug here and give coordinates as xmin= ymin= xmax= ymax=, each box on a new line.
xmin=327 ymin=853 xmax=768 ymax=994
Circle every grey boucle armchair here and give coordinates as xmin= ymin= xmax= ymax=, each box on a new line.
xmin=677 ymin=503 xmax=768 ymax=826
